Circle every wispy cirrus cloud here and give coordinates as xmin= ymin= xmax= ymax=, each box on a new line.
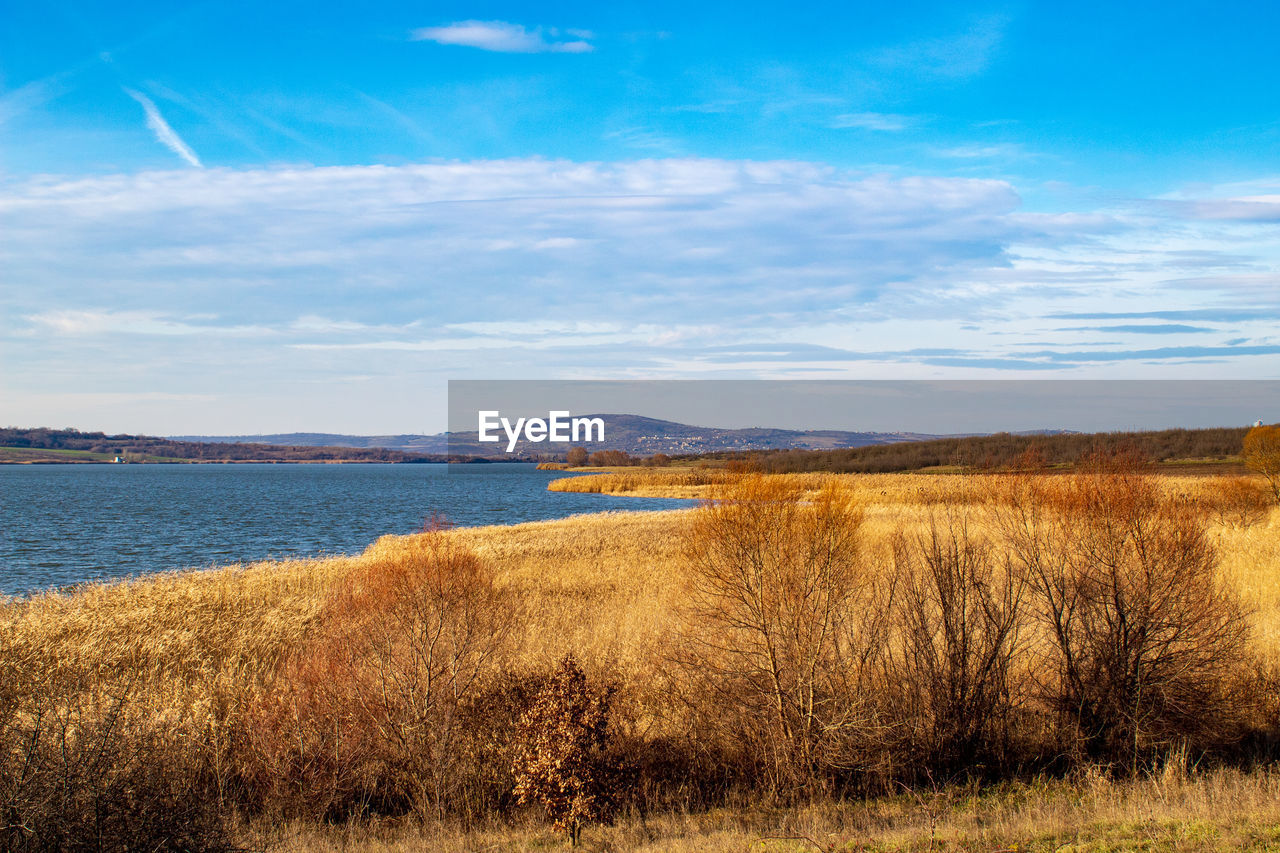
xmin=123 ymin=88 xmax=202 ymax=167
xmin=1049 ymin=309 xmax=1275 ymax=322
xmin=830 ymin=112 xmax=915 ymax=131
xmin=866 ymin=14 xmax=1008 ymax=80
xmin=1155 ymin=196 xmax=1280 ymax=222
xmin=936 ymin=142 xmax=1030 ymax=159
xmin=1148 ymin=178 xmax=1280 ymax=222
xmin=24 ymin=309 xmax=266 ymax=337
xmin=1053 ymin=324 xmax=1216 ymax=335
xmin=411 ymin=21 xmax=594 ymax=54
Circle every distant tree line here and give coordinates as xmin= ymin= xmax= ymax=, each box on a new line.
xmin=564 ymin=446 xmax=672 ymax=467
xmin=0 ymin=427 xmax=442 ymax=463
xmin=742 ymin=427 xmax=1253 ymax=474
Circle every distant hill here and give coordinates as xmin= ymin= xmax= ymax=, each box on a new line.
xmin=9 ymin=422 xmax=1224 ymax=468
xmin=447 ymin=413 xmax=956 ymax=456
xmin=0 ymin=427 xmax=446 ymax=464
xmin=172 ymin=416 xmax=1086 ymax=459
xmin=171 ymin=432 xmax=451 ymax=454
xmin=170 ymin=432 xmax=450 ymax=450
xmin=175 ymin=415 xmax=971 ymax=458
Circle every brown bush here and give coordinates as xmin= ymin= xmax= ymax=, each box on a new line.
xmin=678 ymin=475 xmax=893 ymax=797
xmin=991 ymin=452 xmax=1252 ymax=766
xmin=588 ymin=449 xmax=634 ymax=467
xmin=513 ymin=656 xmax=618 ymax=846
xmin=240 ymin=641 xmax=380 ymax=819
xmin=892 ymin=505 xmax=1026 ymax=775
xmin=245 ymin=529 xmax=513 ymax=820
xmin=1243 ymin=424 xmax=1280 ymax=504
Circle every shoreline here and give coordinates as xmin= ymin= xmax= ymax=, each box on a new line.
xmin=0 ymin=458 xmax=452 ymax=465
xmin=3 ymin=504 xmax=693 ymax=600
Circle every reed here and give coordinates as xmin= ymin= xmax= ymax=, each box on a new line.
xmin=3 ymin=468 xmax=1278 ymax=850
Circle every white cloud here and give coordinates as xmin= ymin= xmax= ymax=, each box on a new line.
xmin=0 ymin=159 xmax=1030 ymax=329
xmin=25 ymin=309 xmax=266 ymax=337
xmin=936 ymin=143 xmax=1028 ymax=159
xmin=1159 ymin=196 xmax=1280 ymax=222
xmin=446 ymin=320 xmax=620 ymax=336
xmin=830 ymin=112 xmax=913 ymax=131
xmin=289 ymin=315 xmax=420 ymax=334
xmin=411 ymin=21 xmax=593 ymax=54
xmin=124 ymin=88 xmax=203 ymax=168
xmin=0 ymin=75 xmax=66 ymax=126
xmin=3 ymin=157 xmax=1279 ymax=434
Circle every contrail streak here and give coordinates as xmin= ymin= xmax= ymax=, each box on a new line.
xmin=124 ymin=88 xmax=202 ymax=168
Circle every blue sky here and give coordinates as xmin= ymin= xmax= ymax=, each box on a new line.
xmin=1 ymin=1 xmax=1278 ymax=432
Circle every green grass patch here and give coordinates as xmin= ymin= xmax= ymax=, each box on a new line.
xmin=0 ymin=446 xmax=186 ymax=463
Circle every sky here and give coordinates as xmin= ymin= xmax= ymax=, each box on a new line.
xmin=1 ymin=1 xmax=1278 ymax=434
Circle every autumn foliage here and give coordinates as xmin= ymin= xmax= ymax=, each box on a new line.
xmin=512 ymin=656 xmax=617 ymax=846
xmin=0 ymin=446 xmax=1276 ymax=847
xmin=1243 ymin=424 xmax=1280 ymax=503
xmin=679 ymin=475 xmax=892 ymax=796
xmin=991 ymin=453 xmax=1251 ymax=765
xmin=245 ymin=528 xmax=513 ymax=820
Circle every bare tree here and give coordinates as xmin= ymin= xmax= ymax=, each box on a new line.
xmin=892 ymin=505 xmax=1025 ymax=774
xmin=991 ymin=452 xmax=1250 ymax=766
xmin=680 ymin=475 xmax=892 ymax=795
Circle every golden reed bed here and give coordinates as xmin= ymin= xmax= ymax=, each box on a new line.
xmin=4 ymin=469 xmax=1280 ymax=851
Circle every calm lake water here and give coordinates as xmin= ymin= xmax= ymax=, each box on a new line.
xmin=0 ymin=463 xmax=692 ymax=595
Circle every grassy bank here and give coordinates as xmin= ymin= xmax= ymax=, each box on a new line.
xmin=0 ymin=445 xmax=189 ymax=463
xmin=261 ymin=766 xmax=1280 ymax=851
xmin=3 ymin=468 xmax=1280 ymax=850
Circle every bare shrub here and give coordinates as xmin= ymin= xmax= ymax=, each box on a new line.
xmin=991 ymin=451 xmax=1252 ymax=766
xmin=1202 ymin=475 xmax=1272 ymax=528
xmin=678 ymin=475 xmax=893 ymax=797
xmin=0 ymin=658 xmax=231 ymax=852
xmin=246 ymin=529 xmax=513 ymax=820
xmin=892 ymin=506 xmax=1025 ymax=775
xmin=588 ymin=449 xmax=634 ymax=467
xmin=513 ymin=655 xmax=617 ymax=846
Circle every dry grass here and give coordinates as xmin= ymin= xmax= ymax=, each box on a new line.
xmin=549 ymin=468 xmax=1273 ymax=507
xmin=257 ymin=765 xmax=1280 ymax=851
xmin=548 ymin=468 xmax=1002 ymax=503
xmin=4 ymin=470 xmax=1280 ymax=850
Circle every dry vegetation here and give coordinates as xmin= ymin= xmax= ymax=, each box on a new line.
xmin=3 ymin=457 xmax=1280 ymax=851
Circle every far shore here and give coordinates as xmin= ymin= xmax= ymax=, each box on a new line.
xmin=0 ymin=458 xmax=453 ymax=465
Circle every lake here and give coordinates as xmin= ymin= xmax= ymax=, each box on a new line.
xmin=0 ymin=463 xmax=692 ymax=595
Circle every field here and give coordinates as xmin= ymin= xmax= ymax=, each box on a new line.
xmin=0 ymin=445 xmax=188 ymax=463
xmin=3 ymin=466 xmax=1280 ymax=851
xmin=0 ymin=427 xmax=442 ymax=463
